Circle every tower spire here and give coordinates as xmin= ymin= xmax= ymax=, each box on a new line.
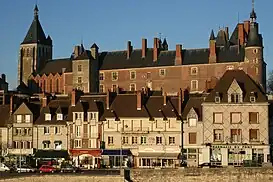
xmin=250 ymin=0 xmax=257 ymax=22
xmin=34 ymin=4 xmax=39 ymax=19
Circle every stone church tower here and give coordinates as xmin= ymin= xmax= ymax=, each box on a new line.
xmin=18 ymin=5 xmax=52 ymax=86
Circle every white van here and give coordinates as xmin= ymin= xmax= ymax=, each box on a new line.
xmin=0 ymin=163 xmax=10 ymax=172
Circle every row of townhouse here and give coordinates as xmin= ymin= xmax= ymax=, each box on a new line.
xmin=0 ymin=70 xmax=271 ymax=168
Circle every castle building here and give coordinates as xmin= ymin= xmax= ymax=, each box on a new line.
xmin=19 ymin=4 xmax=265 ymax=95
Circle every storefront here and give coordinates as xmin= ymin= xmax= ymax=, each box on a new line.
xmin=137 ymin=152 xmax=179 ymax=168
xmin=69 ymin=149 xmax=101 ymax=169
xmin=101 ymin=149 xmax=132 ymax=168
xmin=34 ymin=150 xmax=69 ymax=168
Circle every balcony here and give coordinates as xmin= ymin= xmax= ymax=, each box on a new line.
xmin=7 ymin=148 xmax=34 ymax=155
xmin=122 ymin=127 xmax=149 ymax=134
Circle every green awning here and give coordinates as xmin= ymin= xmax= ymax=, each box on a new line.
xmin=34 ymin=150 xmax=68 ymax=159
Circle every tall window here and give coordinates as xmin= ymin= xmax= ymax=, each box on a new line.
xmin=122 ymin=136 xmax=129 ymax=144
xmin=141 ymin=136 xmax=146 ymax=144
xmin=159 ymin=69 xmax=166 ymax=77
xmin=130 ymin=71 xmax=136 ymax=80
xmin=213 ymin=113 xmax=223 ymax=124
xmin=43 ymin=141 xmax=50 ymax=149
xmin=169 ymin=137 xmax=175 ymax=144
xmin=132 ymin=137 xmax=138 ymax=144
xmin=78 ymin=65 xmax=82 ymax=72
xmin=130 ymin=83 xmax=136 ymax=91
xmin=99 ymin=73 xmax=104 ymax=80
xmin=78 ymin=77 xmax=82 ymax=84
xmin=25 ymin=115 xmax=31 ymax=123
xmin=191 ymin=80 xmax=198 ymax=91
xmin=190 ymin=67 xmax=198 ymax=75
xmin=146 ymin=72 xmax=151 ymax=79
xmin=16 ymin=115 xmax=22 ymax=123
xmin=230 ymin=112 xmax=241 ymax=124
xmin=111 ymin=72 xmax=118 ymax=81
xmin=189 ymin=132 xmax=197 ymax=144
xmin=74 ymin=139 xmax=82 ymax=148
xmin=76 ymin=126 xmax=81 ymax=137
xmin=44 ymin=127 xmax=50 ymax=134
xmin=213 ymin=129 xmax=223 ymax=142
xmin=45 ymin=114 xmax=51 ymax=121
xmin=249 ymin=112 xmax=259 ymax=124
xmin=55 ymin=126 xmax=61 ymax=134
xmin=99 ymin=84 xmax=104 ymax=93
xmin=156 ymin=136 xmax=162 ymax=144
xmin=230 ymin=129 xmax=242 ymax=143
xmin=112 ymin=84 xmax=117 ymax=92
xmin=108 ymin=136 xmax=114 ymax=145
xmin=56 ymin=79 xmax=59 ymax=93
xmin=230 ymin=93 xmax=241 ymax=103
xmin=188 ymin=118 xmax=197 ymax=127
xmin=249 ymin=129 xmax=259 ymax=142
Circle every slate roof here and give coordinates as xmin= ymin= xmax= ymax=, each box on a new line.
xmin=38 ymin=58 xmax=72 ymax=75
xmin=181 ymin=96 xmax=205 ymax=121
xmin=74 ymin=50 xmax=92 ymax=60
xmin=204 ymin=70 xmax=267 ymax=103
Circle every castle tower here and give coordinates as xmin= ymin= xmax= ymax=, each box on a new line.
xmin=18 ymin=5 xmax=52 ymax=86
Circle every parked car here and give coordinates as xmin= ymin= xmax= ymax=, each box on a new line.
xmin=0 ymin=163 xmax=10 ymax=172
xmin=60 ymin=164 xmax=80 ymax=173
xmin=39 ymin=165 xmax=57 ymax=173
xmin=16 ymin=165 xmax=36 ymax=173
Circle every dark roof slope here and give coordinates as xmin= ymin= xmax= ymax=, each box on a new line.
xmin=182 ymin=96 xmax=204 ymax=121
xmin=38 ymin=58 xmax=72 ymax=75
xmin=205 ymin=70 xmax=267 ymax=103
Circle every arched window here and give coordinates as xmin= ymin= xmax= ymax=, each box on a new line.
xmin=56 ymin=79 xmax=59 ymax=93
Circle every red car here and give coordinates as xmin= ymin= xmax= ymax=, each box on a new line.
xmin=39 ymin=165 xmax=57 ymax=173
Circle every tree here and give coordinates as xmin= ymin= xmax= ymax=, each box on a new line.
xmin=267 ymin=70 xmax=273 ymax=93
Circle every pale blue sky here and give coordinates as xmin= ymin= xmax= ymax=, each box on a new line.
xmin=0 ymin=0 xmax=272 ymax=89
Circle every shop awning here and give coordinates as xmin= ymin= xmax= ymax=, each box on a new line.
xmin=102 ymin=149 xmax=132 ymax=156
xmin=138 ymin=152 xmax=179 ymax=159
xmin=69 ymin=149 xmax=101 ymax=157
xmin=34 ymin=150 xmax=69 ymax=159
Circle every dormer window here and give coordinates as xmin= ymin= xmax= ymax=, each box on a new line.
xmin=215 ymin=96 xmax=220 ymax=103
xmin=231 ymin=93 xmax=241 ymax=103
xmin=250 ymin=96 xmax=256 ymax=103
xmin=57 ymin=114 xmax=63 ymax=121
xmin=45 ymin=114 xmax=51 ymax=121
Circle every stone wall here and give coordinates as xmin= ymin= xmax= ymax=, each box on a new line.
xmin=130 ymin=168 xmax=273 ymax=182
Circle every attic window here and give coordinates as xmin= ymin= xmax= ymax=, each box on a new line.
xmin=45 ymin=114 xmax=51 ymax=121
xmin=215 ymin=96 xmax=221 ymax=103
xmin=231 ymin=93 xmax=241 ymax=103
xmin=250 ymin=96 xmax=256 ymax=103
xmin=57 ymin=114 xmax=63 ymax=121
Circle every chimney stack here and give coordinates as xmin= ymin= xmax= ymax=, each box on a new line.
xmin=10 ymin=95 xmax=13 ymax=114
xmin=42 ymin=95 xmax=47 ymax=108
xmin=74 ymin=46 xmax=80 ymax=57
xmin=127 ymin=41 xmax=133 ymax=59
xmin=1 ymin=74 xmax=6 ymax=82
xmin=106 ymin=90 xmax=110 ymax=110
xmin=142 ymin=38 xmax=147 ymax=58
xmin=90 ymin=43 xmax=99 ymax=59
xmin=153 ymin=38 xmax=159 ymax=62
xmin=71 ymin=89 xmax=76 ymax=106
xmin=137 ymin=90 xmax=142 ymax=110
xmin=178 ymin=89 xmax=183 ymax=116
xmin=238 ymin=23 xmax=245 ymax=46
xmin=225 ymin=27 xmax=229 ymax=40
xmin=243 ymin=20 xmax=250 ymax=35
xmin=163 ymin=92 xmax=167 ymax=106
xmin=209 ymin=37 xmax=216 ymax=63
xmin=175 ymin=44 xmax=182 ymax=65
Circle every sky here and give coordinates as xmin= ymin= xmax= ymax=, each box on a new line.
xmin=0 ymin=0 xmax=272 ymax=89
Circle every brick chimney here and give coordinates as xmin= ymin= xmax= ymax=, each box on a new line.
xmin=238 ymin=23 xmax=245 ymax=46
xmin=209 ymin=39 xmax=217 ymax=63
xmin=178 ymin=89 xmax=183 ymax=116
xmin=42 ymin=95 xmax=47 ymax=108
xmin=9 ymin=95 xmax=13 ymax=114
xmin=175 ymin=44 xmax=182 ymax=65
xmin=163 ymin=92 xmax=167 ymax=106
xmin=74 ymin=46 xmax=80 ymax=58
xmin=243 ymin=20 xmax=250 ymax=35
xmin=106 ymin=90 xmax=110 ymax=110
xmin=153 ymin=38 xmax=159 ymax=62
xmin=127 ymin=41 xmax=133 ymax=59
xmin=71 ymin=89 xmax=76 ymax=106
xmin=137 ymin=90 xmax=142 ymax=110
xmin=142 ymin=38 xmax=147 ymax=58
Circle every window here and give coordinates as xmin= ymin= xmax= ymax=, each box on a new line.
xmin=159 ymin=69 xmax=166 ymax=77
xmin=25 ymin=115 xmax=31 ymax=123
xmin=249 ymin=129 xmax=259 ymax=142
xmin=122 ymin=136 xmax=129 ymax=144
xmin=57 ymin=114 xmax=63 ymax=121
xmin=213 ymin=113 xmax=223 ymax=124
xmin=141 ymin=136 xmax=146 ymax=144
xmin=78 ymin=77 xmax=82 ymax=83
xmin=147 ymin=72 xmax=151 ymax=79
xmin=249 ymin=112 xmax=258 ymax=124
xmin=213 ymin=129 xmax=223 ymax=142
xmin=108 ymin=136 xmax=114 ymax=145
xmin=226 ymin=65 xmax=234 ymax=70
xmin=75 ymin=113 xmax=82 ymax=120
xmin=130 ymin=83 xmax=136 ymax=91
xmin=215 ymin=96 xmax=220 ymax=103
xmin=132 ymin=136 xmax=138 ymax=144
xmin=55 ymin=126 xmax=61 ymax=134
xmin=43 ymin=141 xmax=50 ymax=149
xmin=231 ymin=93 xmax=241 ymax=103
xmin=230 ymin=112 xmax=241 ymax=124
xmin=156 ymin=136 xmax=162 ymax=144
xmin=16 ymin=115 xmax=22 ymax=123
xmin=44 ymin=127 xmax=49 ymax=134
xmin=54 ymin=141 xmax=62 ymax=150
xmin=76 ymin=126 xmax=81 ymax=137
xmin=231 ymin=129 xmax=242 ymax=143
xmin=78 ymin=65 xmax=82 ymax=72
xmin=90 ymin=112 xmax=97 ymax=120
xmin=99 ymin=84 xmax=104 ymax=93
xmin=111 ymin=72 xmax=118 ymax=81
xmin=74 ymin=139 xmax=82 ymax=148
xmin=130 ymin=71 xmax=136 ymax=80
xmin=189 ymin=132 xmax=197 ymax=144
xmin=188 ymin=118 xmax=197 ymax=127
xmin=253 ymin=49 xmax=258 ymax=54
xmin=112 ymin=84 xmax=117 ymax=92
xmin=250 ymin=96 xmax=256 ymax=102
xmin=99 ymin=73 xmax=104 ymax=81
xmin=191 ymin=80 xmax=198 ymax=91
xmin=169 ymin=137 xmax=175 ymax=144
xmin=190 ymin=67 xmax=198 ymax=75
xmin=45 ymin=114 xmax=51 ymax=121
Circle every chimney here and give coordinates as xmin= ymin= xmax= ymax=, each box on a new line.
xmin=127 ymin=41 xmax=133 ymax=59
xmin=163 ymin=92 xmax=167 ymax=106
xmin=42 ymin=95 xmax=47 ymax=108
xmin=244 ymin=20 xmax=250 ymax=35
xmin=71 ymin=89 xmax=76 ymax=106
xmin=142 ymin=38 xmax=147 ymax=58
xmin=1 ymin=74 xmax=6 ymax=82
xmin=10 ymin=95 xmax=13 ymax=114
xmin=225 ymin=27 xmax=229 ymax=40
xmin=175 ymin=44 xmax=182 ymax=65
xmin=238 ymin=23 xmax=245 ymax=46
xmin=137 ymin=90 xmax=142 ymax=110
xmin=106 ymin=90 xmax=110 ymax=110
xmin=153 ymin=38 xmax=159 ymax=62
xmin=209 ymin=39 xmax=217 ymax=63
xmin=90 ymin=43 xmax=99 ymax=59
xmin=178 ymin=89 xmax=183 ymax=116
xmin=74 ymin=46 xmax=80 ymax=57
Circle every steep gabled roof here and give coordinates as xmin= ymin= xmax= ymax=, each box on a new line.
xmin=38 ymin=58 xmax=72 ymax=75
xmin=182 ymin=96 xmax=204 ymax=121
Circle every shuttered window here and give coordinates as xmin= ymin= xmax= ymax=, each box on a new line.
xmin=249 ymin=112 xmax=258 ymax=124
xmin=189 ymin=132 xmax=197 ymax=144
xmin=249 ymin=129 xmax=259 ymax=141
